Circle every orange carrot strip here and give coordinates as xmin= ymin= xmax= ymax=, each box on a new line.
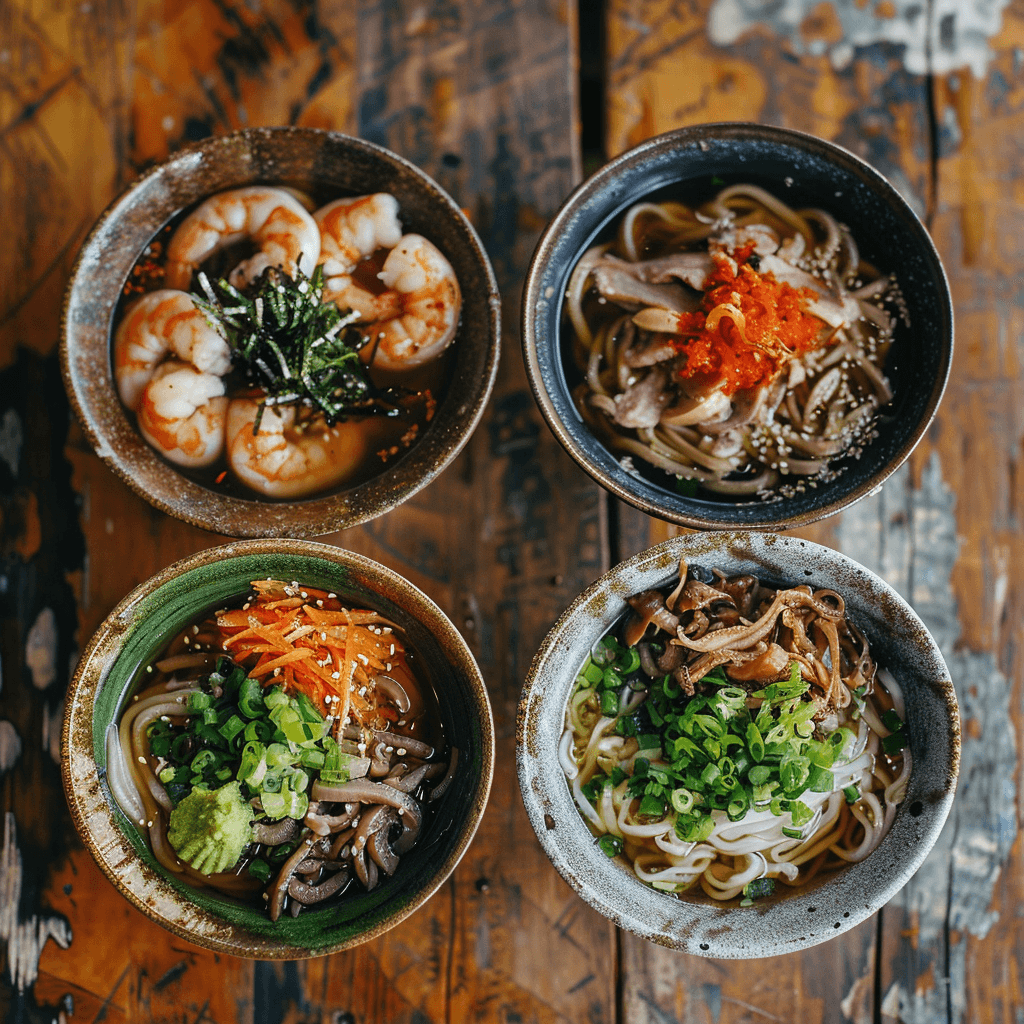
xmin=249 ymin=649 xmax=314 ymax=677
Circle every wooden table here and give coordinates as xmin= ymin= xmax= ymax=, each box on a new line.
xmin=1 ymin=1 xmax=1019 ymax=1021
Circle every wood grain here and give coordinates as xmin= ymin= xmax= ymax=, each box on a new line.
xmin=603 ymin=2 xmax=951 ymax=1022
xmin=1 ymin=0 xmax=620 ymax=1022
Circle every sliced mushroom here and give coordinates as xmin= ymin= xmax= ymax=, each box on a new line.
xmin=627 ymin=251 xmax=714 ymax=289
xmin=591 ymin=263 xmax=695 ymax=312
xmin=623 ymin=589 xmax=681 ymax=646
xmin=724 ymin=642 xmax=791 ymax=682
xmin=374 ymin=674 xmax=411 ymax=714
xmin=252 ymin=818 xmax=301 ymax=846
xmin=611 ymin=367 xmax=673 ymax=429
xmin=288 ymin=869 xmax=350 ymax=905
xmin=372 ymin=732 xmax=434 ymax=759
xmin=366 ymin=807 xmax=400 ymax=876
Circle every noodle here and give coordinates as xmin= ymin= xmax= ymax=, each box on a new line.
xmin=562 ymin=561 xmax=908 ymax=903
xmin=565 ymin=185 xmax=903 ymax=501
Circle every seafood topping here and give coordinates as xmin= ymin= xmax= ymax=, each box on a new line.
xmin=112 ymin=187 xmax=463 ymax=499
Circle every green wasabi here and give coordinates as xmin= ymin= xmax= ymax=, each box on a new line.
xmin=167 ymin=781 xmax=254 ymax=875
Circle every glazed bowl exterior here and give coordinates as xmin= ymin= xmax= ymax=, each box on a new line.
xmin=61 ymin=127 xmax=500 ymax=537
xmin=522 ymin=123 xmax=953 ymax=530
xmin=62 ymin=540 xmax=494 ymax=959
xmin=517 ymin=533 xmax=959 ymax=957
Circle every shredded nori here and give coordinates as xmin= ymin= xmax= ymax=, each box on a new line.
xmin=193 ymin=265 xmax=406 ymax=428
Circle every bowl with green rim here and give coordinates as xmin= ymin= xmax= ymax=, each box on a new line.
xmin=61 ymin=539 xmax=493 ymax=958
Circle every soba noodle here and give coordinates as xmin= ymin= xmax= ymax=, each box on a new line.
xmin=564 ymin=184 xmax=904 ymax=500
xmin=562 ymin=561 xmax=909 ymax=902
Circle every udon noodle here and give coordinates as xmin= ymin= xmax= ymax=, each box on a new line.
xmin=564 ymin=184 xmax=904 ymax=499
xmin=107 ymin=579 xmax=455 ymax=920
xmin=561 ymin=561 xmax=910 ymax=902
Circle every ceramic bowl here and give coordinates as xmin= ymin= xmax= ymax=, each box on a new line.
xmin=522 ymin=123 xmax=952 ymax=530
xmin=62 ymin=540 xmax=494 ymax=959
xmin=517 ymin=533 xmax=959 ymax=957
xmin=61 ymin=127 xmax=500 ymax=537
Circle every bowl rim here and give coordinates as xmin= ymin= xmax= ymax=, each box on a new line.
xmin=60 ymin=126 xmax=501 ymax=538
xmin=61 ymin=538 xmax=495 ymax=959
xmin=516 ymin=532 xmax=960 ymax=957
xmin=521 ymin=121 xmax=953 ymax=531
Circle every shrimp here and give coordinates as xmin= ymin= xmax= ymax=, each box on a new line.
xmin=359 ymin=234 xmax=461 ymax=371
xmin=225 ymin=398 xmax=368 ymax=499
xmin=136 ymin=362 xmax=228 ymax=468
xmin=113 ymin=289 xmax=231 ymax=410
xmin=315 ymin=193 xmax=403 ymax=320
xmin=165 ymin=186 xmax=321 ymax=291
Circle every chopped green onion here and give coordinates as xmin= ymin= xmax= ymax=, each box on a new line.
xmin=247 ymin=859 xmax=272 ymax=882
xmin=742 ymin=877 xmax=776 ymax=900
xmin=843 ymin=785 xmax=860 ymax=803
xmin=882 ymin=730 xmax=907 ymax=755
xmin=597 ymin=834 xmax=623 ymax=857
xmin=882 ymin=709 xmax=904 ymax=732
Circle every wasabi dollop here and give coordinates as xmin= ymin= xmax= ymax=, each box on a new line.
xmin=167 ymin=781 xmax=253 ymax=875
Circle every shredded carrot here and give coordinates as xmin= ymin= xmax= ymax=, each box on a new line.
xmin=220 ymin=580 xmax=414 ymax=724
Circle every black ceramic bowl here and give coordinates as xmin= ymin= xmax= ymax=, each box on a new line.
xmin=62 ymin=127 xmax=500 ymax=538
xmin=517 ymin=533 xmax=959 ymax=957
xmin=522 ymin=123 xmax=952 ymax=530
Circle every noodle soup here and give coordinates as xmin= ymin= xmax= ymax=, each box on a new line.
xmin=562 ymin=181 xmax=903 ymax=503
xmin=111 ymin=186 xmax=461 ymax=501
xmin=561 ymin=560 xmax=909 ymax=904
xmin=108 ymin=579 xmax=454 ymax=922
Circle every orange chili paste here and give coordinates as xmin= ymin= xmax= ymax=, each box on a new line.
xmin=671 ymin=251 xmax=825 ymax=395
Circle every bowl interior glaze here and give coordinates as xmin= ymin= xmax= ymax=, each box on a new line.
xmin=63 ymin=541 xmax=494 ymax=959
xmin=62 ymin=127 xmax=500 ymax=537
xmin=516 ymin=533 xmax=959 ymax=958
xmin=522 ymin=123 xmax=952 ymax=530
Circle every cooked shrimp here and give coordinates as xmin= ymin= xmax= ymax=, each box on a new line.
xmin=315 ymin=193 xmax=403 ymax=319
xmin=113 ymin=289 xmax=231 ymax=410
xmin=359 ymin=235 xmax=461 ymax=371
xmin=165 ymin=186 xmax=321 ymax=291
xmin=225 ymin=399 xmax=368 ymax=499
xmin=136 ymin=362 xmax=228 ymax=468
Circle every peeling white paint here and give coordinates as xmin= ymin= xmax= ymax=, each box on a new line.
xmin=0 ymin=409 xmax=22 ymax=478
xmin=25 ymin=608 xmax=57 ymax=690
xmin=0 ymin=813 xmax=71 ymax=991
xmin=708 ymin=0 xmax=1010 ymax=78
xmin=0 ymin=722 xmax=21 ymax=773
xmin=837 ymin=454 xmax=1018 ymax=1024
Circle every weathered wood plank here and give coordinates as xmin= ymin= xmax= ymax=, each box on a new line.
xmin=603 ymin=2 xmax=941 ymax=1021
xmin=0 ymin=0 xmax=360 ymax=1019
xmin=871 ymin=5 xmax=1024 ymax=1021
xmin=283 ymin=2 xmax=619 ymax=1021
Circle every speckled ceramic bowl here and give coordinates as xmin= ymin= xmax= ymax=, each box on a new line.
xmin=522 ymin=123 xmax=952 ymax=530
xmin=62 ymin=540 xmax=493 ymax=959
xmin=61 ymin=127 xmax=500 ymax=537
xmin=517 ymin=533 xmax=959 ymax=957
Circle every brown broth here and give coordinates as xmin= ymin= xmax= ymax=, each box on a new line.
xmin=112 ymin=189 xmax=457 ymax=501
